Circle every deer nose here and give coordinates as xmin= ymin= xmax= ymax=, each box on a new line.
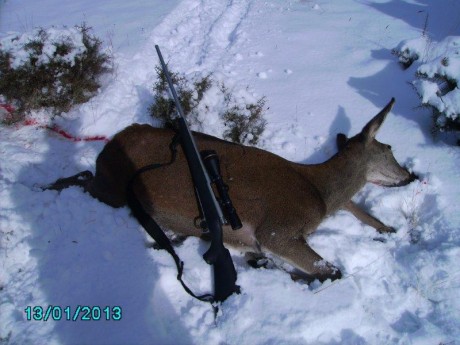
xmin=398 ymin=169 xmax=418 ymax=186
xmin=408 ymin=172 xmax=419 ymax=182
xmin=390 ymin=168 xmax=418 ymax=187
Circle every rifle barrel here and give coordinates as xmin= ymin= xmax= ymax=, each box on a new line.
xmin=155 ymin=45 xmax=187 ymax=121
xmin=154 ymin=45 xmax=226 ymax=230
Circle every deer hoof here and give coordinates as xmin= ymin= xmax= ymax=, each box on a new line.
xmin=247 ymin=258 xmax=270 ymax=269
xmin=245 ymin=252 xmax=272 ymax=269
xmin=290 ymin=263 xmax=343 ymax=283
xmin=377 ymin=226 xmax=396 ymax=234
xmin=318 ymin=266 xmax=342 ymax=282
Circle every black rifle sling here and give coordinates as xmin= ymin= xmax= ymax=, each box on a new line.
xmin=125 ymin=133 xmax=215 ymax=304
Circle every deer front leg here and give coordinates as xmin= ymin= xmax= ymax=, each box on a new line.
xmin=245 ymin=252 xmax=271 ymax=269
xmin=258 ymin=230 xmax=342 ymax=283
xmin=344 ymin=201 xmax=395 ymax=233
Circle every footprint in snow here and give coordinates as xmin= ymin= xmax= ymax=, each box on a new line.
xmin=257 ymin=69 xmax=273 ymax=79
xmin=257 ymin=72 xmax=268 ymax=79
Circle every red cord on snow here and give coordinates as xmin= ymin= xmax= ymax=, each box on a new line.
xmin=45 ymin=124 xmax=109 ymax=142
xmin=0 ymin=103 xmax=15 ymax=114
xmin=2 ymin=104 xmax=109 ymax=143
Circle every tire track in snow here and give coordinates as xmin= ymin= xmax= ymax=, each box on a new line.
xmin=150 ymin=0 xmax=253 ymax=71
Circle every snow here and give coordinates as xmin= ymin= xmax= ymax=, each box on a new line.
xmin=1 ymin=1 xmax=460 ymax=344
xmin=0 ymin=27 xmax=87 ymax=69
xmin=398 ymin=35 xmax=460 ymax=123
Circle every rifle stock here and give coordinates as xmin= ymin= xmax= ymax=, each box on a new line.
xmin=213 ymin=247 xmax=240 ymax=302
xmin=155 ymin=45 xmax=239 ymax=302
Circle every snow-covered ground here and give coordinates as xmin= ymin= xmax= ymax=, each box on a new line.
xmin=1 ymin=1 xmax=459 ymax=344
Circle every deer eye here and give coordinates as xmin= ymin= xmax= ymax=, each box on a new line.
xmin=386 ymin=145 xmax=392 ymax=150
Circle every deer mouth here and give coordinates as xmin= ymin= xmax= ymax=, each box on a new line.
xmin=392 ymin=172 xmax=418 ymax=187
xmin=370 ymin=171 xmax=418 ymax=187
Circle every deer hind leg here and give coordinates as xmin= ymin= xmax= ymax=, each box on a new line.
xmin=43 ymin=171 xmax=93 ymax=191
xmin=258 ymin=231 xmax=342 ymax=283
xmin=344 ymin=201 xmax=396 ymax=234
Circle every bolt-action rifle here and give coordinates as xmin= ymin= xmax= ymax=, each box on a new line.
xmin=155 ymin=45 xmax=240 ymax=302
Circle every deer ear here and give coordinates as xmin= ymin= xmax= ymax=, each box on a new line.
xmin=361 ymin=98 xmax=395 ymax=144
xmin=336 ymin=133 xmax=348 ymax=150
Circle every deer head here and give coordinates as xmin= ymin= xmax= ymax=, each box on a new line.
xmin=336 ymin=98 xmax=417 ymax=187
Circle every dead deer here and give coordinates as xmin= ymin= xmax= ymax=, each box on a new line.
xmin=47 ymin=98 xmax=416 ymax=282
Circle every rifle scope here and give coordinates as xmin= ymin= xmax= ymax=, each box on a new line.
xmin=201 ymin=150 xmax=242 ymax=230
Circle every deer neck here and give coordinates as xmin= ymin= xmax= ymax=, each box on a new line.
xmin=296 ymin=150 xmax=368 ymax=214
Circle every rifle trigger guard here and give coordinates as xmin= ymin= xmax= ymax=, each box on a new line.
xmin=194 ymin=216 xmax=207 ymax=231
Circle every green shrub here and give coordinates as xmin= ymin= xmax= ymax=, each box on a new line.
xmin=149 ymin=66 xmax=211 ymax=128
xmin=149 ymin=66 xmax=267 ymax=145
xmin=222 ymin=96 xmax=266 ymax=145
xmin=0 ymin=24 xmax=111 ymax=124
